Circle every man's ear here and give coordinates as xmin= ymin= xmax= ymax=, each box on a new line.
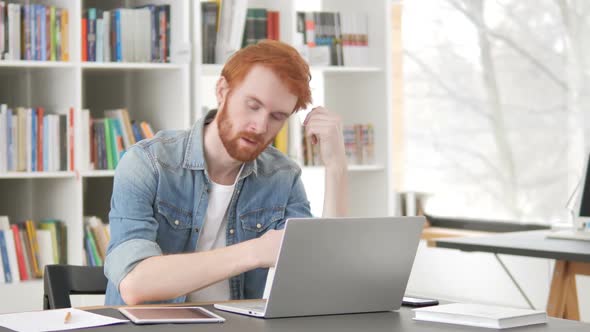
xmin=216 ymin=76 xmax=230 ymax=107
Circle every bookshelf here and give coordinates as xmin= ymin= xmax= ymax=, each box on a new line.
xmin=0 ymin=0 xmax=394 ymax=312
xmin=0 ymin=0 xmax=191 ymax=312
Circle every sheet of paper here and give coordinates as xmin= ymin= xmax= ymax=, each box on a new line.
xmin=0 ymin=308 xmax=128 ymax=332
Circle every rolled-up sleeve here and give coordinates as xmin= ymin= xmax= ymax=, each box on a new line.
xmin=104 ymin=146 xmax=162 ymax=290
xmin=277 ymin=169 xmax=313 ymax=229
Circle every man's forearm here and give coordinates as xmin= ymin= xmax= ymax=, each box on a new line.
xmin=119 ymin=239 xmax=260 ymax=305
xmin=322 ymin=163 xmax=349 ymax=217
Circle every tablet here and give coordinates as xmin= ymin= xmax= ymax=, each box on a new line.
xmin=118 ymin=306 xmax=225 ymax=324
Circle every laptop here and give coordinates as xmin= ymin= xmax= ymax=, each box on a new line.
xmin=214 ymin=216 xmax=425 ymax=318
xmin=547 ymin=154 xmax=590 ymax=241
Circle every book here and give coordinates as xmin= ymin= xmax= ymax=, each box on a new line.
xmin=85 ymin=216 xmax=109 ymax=260
xmin=38 ymin=221 xmax=60 ymax=265
xmin=201 ymin=1 xmax=218 ymax=64
xmin=413 ymin=303 xmax=547 ymax=329
xmin=10 ymin=224 xmax=28 ymax=280
xmin=215 ymin=0 xmax=248 ymax=64
xmin=3 ymin=230 xmax=20 ymax=282
xmin=19 ymin=229 xmax=33 ymax=280
xmin=0 ymin=230 xmax=12 ymax=282
xmin=24 ymin=220 xmax=42 ymax=278
xmin=36 ymin=229 xmax=55 ymax=274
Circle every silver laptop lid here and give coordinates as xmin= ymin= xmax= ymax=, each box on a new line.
xmin=264 ymin=216 xmax=425 ymax=318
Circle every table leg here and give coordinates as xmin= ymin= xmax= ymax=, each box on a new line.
xmin=563 ymin=261 xmax=590 ymax=321
xmin=547 ymin=261 xmax=589 ymax=320
xmin=546 ymin=260 xmax=568 ymax=318
xmin=564 ymin=270 xmax=579 ymax=321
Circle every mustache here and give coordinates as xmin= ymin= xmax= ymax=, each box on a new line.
xmin=239 ymin=131 xmax=265 ymax=144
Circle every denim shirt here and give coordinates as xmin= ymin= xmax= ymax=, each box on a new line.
xmin=104 ymin=110 xmax=312 ymax=305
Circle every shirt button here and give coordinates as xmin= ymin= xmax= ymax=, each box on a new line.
xmin=229 ymin=228 xmax=235 ymax=235
xmin=174 ymin=220 xmax=180 ymax=226
xmin=195 ymin=227 xmax=199 ymax=233
xmin=256 ymin=223 xmax=262 ymax=229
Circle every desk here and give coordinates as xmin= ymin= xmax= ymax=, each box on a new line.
xmin=434 ymin=230 xmax=590 ymax=320
xmin=1 ymin=303 xmax=587 ymax=332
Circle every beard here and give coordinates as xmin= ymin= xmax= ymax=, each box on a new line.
xmin=217 ymin=103 xmax=273 ymax=162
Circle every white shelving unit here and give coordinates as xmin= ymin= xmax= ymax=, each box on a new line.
xmin=0 ymin=0 xmax=393 ymax=312
xmin=0 ymin=0 xmax=191 ymax=313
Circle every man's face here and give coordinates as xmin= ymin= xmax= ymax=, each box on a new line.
xmin=217 ymin=65 xmax=298 ymax=162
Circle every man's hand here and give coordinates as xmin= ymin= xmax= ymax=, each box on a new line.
xmin=254 ymin=229 xmax=284 ymax=268
xmin=303 ymin=106 xmax=347 ymax=169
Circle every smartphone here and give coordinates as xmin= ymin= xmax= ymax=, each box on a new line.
xmin=402 ymin=296 xmax=439 ymax=307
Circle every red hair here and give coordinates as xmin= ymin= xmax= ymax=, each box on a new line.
xmin=221 ymin=40 xmax=312 ymax=112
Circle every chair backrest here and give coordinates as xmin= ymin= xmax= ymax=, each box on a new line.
xmin=43 ymin=264 xmax=107 ymax=310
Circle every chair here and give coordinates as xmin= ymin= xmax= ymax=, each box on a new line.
xmin=43 ymin=264 xmax=107 ymax=309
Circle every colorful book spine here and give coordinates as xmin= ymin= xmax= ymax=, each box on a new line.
xmin=104 ymin=118 xmax=113 ymax=170
xmin=25 ymin=220 xmax=41 ymax=278
xmin=85 ymin=225 xmax=102 ymax=266
xmin=49 ymin=6 xmax=56 ymax=61
xmin=131 ymin=121 xmax=143 ymax=142
xmin=36 ymin=108 xmax=44 ymax=171
xmin=81 ymin=17 xmax=87 ymax=61
xmin=114 ymin=10 xmax=122 ymax=62
xmin=4 ymin=230 xmax=21 ymax=282
xmin=31 ymin=109 xmax=36 ymax=171
xmin=96 ymin=17 xmax=103 ymax=62
xmin=68 ymin=107 xmax=74 ymax=171
xmin=84 ymin=235 xmax=95 ymax=266
xmin=43 ymin=115 xmax=49 ymax=171
xmin=6 ymin=109 xmax=13 ymax=171
xmin=61 ymin=8 xmax=69 ymax=61
xmin=0 ymin=230 xmax=12 ymax=283
xmin=36 ymin=5 xmax=43 ymax=61
xmin=10 ymin=224 xmax=28 ymax=280
xmin=40 ymin=5 xmax=46 ymax=61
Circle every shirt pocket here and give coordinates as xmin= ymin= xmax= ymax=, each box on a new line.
xmin=239 ymin=207 xmax=285 ymax=237
xmin=155 ymin=200 xmax=193 ymax=252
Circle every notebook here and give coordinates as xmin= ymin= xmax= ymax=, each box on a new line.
xmin=413 ymin=303 xmax=547 ymax=329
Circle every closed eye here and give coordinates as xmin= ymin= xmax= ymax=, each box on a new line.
xmin=246 ymin=100 xmax=261 ymax=111
xmin=271 ymin=112 xmax=288 ymax=121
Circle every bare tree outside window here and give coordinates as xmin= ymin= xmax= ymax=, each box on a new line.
xmin=403 ymin=0 xmax=590 ymax=223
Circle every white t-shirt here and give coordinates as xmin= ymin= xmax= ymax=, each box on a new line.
xmin=187 ymin=165 xmax=243 ymax=302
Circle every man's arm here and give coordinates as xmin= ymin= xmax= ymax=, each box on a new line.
xmin=105 ymin=146 xmax=283 ymax=305
xmin=323 ymin=162 xmax=348 ymax=217
xmin=303 ymin=107 xmax=349 ymax=217
xmin=119 ymin=230 xmax=283 ymax=305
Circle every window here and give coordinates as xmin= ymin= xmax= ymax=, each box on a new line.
xmin=402 ymin=0 xmax=590 ymax=223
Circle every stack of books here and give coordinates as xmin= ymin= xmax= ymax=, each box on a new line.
xmin=296 ymin=11 xmax=369 ymax=66
xmin=82 ymin=5 xmax=171 ymax=63
xmin=201 ymin=1 xmax=280 ymax=64
xmin=83 ymin=216 xmax=109 ymax=267
xmin=0 ymin=104 xmax=155 ymax=173
xmin=0 ymin=216 xmax=67 ymax=282
xmin=0 ymin=2 xmax=70 ymax=61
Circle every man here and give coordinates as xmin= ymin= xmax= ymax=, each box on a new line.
xmin=104 ymin=40 xmax=349 ymax=305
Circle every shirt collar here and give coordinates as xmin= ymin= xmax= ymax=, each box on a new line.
xmin=182 ymin=109 xmax=258 ymax=178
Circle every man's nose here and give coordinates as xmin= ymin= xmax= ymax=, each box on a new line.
xmin=249 ymin=112 xmax=268 ymax=134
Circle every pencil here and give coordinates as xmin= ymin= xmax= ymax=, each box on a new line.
xmin=64 ymin=311 xmax=71 ymax=324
